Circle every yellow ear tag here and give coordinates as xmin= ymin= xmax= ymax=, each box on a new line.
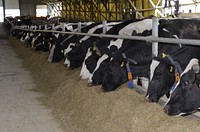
xmin=170 ymin=66 xmax=173 ymax=72
xmin=162 ymin=53 xmax=167 ymax=58
xmin=175 ymin=72 xmax=180 ymax=82
xmin=93 ymin=43 xmax=96 ymax=51
xmin=120 ymin=61 xmax=124 ymax=67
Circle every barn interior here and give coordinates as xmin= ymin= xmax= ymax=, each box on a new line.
xmin=1 ymin=0 xmax=200 ymax=132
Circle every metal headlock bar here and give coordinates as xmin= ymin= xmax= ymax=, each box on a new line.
xmin=13 ymin=25 xmax=200 ymax=47
xmin=6 ymin=17 xmax=200 ymax=49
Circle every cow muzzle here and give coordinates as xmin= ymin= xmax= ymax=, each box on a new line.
xmin=145 ymin=93 xmax=159 ymax=102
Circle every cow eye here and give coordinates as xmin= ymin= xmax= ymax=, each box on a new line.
xmin=182 ymin=81 xmax=189 ymax=86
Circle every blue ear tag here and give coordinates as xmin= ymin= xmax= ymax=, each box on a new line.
xmin=122 ymin=53 xmax=135 ymax=89
xmin=128 ymin=81 xmax=134 ymax=88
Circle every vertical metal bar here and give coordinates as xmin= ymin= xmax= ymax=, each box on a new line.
xmin=61 ymin=23 xmax=65 ymax=31
xmin=102 ymin=20 xmax=107 ymax=34
xmin=45 ymin=25 xmax=47 ymax=30
xmin=78 ymin=22 xmax=82 ymax=33
xmin=152 ymin=17 xmax=158 ymax=57
xmin=52 ymin=24 xmax=55 ymax=30
xmin=2 ymin=0 xmax=6 ymax=20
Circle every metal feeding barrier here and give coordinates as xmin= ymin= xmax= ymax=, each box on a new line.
xmin=5 ymin=17 xmax=200 ymax=119
xmin=7 ymin=17 xmax=200 ymax=52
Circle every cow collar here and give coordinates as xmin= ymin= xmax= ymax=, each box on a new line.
xmin=122 ymin=53 xmax=137 ymax=88
xmin=162 ymin=53 xmax=183 ymax=92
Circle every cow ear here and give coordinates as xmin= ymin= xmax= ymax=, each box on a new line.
xmin=92 ymin=42 xmax=101 ymax=56
xmin=92 ymin=42 xmax=97 ymax=51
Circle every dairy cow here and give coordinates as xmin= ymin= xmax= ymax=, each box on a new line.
xmin=79 ymin=18 xmax=143 ymax=80
xmin=100 ymin=39 xmax=152 ymax=92
xmin=164 ymin=58 xmax=200 ymax=116
xmin=89 ymin=31 xmax=151 ymax=86
xmin=65 ymin=21 xmax=120 ymax=69
xmin=49 ymin=22 xmax=103 ymax=63
xmin=47 ymin=23 xmax=80 ymax=62
xmin=146 ymin=18 xmax=200 ymax=102
xmin=80 ymin=18 xmax=153 ymax=80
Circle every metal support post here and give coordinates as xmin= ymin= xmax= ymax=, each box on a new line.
xmin=61 ymin=23 xmax=65 ymax=31
xmin=78 ymin=22 xmax=82 ymax=32
xmin=102 ymin=20 xmax=107 ymax=34
xmin=2 ymin=0 xmax=6 ymax=20
xmin=152 ymin=17 xmax=159 ymax=57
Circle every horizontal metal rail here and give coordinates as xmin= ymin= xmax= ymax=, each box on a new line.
xmin=14 ymin=27 xmax=200 ymax=47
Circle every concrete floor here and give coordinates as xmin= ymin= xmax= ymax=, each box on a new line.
xmin=0 ymin=24 xmax=63 ymax=132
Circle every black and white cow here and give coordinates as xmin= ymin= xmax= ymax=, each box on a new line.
xmin=19 ymin=25 xmax=38 ymax=42
xmin=89 ymin=30 xmax=151 ymax=86
xmin=100 ymin=39 xmax=152 ymax=92
xmin=146 ymin=18 xmax=200 ymax=103
xmin=11 ymin=28 xmax=26 ymax=39
xmin=49 ymin=22 xmax=102 ymax=63
xmin=80 ymin=18 xmax=153 ymax=80
xmin=47 ymin=23 xmax=80 ymax=62
xmin=164 ymin=58 xmax=200 ymax=116
xmin=64 ymin=21 xmax=120 ymax=69
xmin=79 ymin=19 xmax=141 ymax=80
xmin=30 ymin=25 xmax=60 ymax=52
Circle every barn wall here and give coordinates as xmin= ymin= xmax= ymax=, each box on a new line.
xmin=5 ymin=0 xmax=19 ymax=9
xmin=54 ymin=0 xmax=161 ymax=22
xmin=19 ymin=0 xmax=37 ymax=16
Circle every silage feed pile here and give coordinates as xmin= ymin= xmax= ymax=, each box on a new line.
xmin=9 ymin=37 xmax=200 ymax=132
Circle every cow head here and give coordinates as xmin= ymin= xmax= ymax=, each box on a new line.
xmin=91 ymin=66 xmax=105 ymax=86
xmin=101 ymin=56 xmax=128 ymax=92
xmin=46 ymin=32 xmax=59 ymax=45
xmin=67 ymin=45 xmax=86 ymax=69
xmin=67 ymin=41 xmax=89 ymax=68
xmin=146 ymin=57 xmax=176 ymax=102
xmin=79 ymin=48 xmax=93 ymax=80
xmin=85 ymin=44 xmax=102 ymax=73
xmin=51 ymin=34 xmax=73 ymax=64
xmin=32 ymin=33 xmax=43 ymax=47
xmin=90 ymin=55 xmax=111 ymax=86
xmin=164 ymin=67 xmax=200 ymax=116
